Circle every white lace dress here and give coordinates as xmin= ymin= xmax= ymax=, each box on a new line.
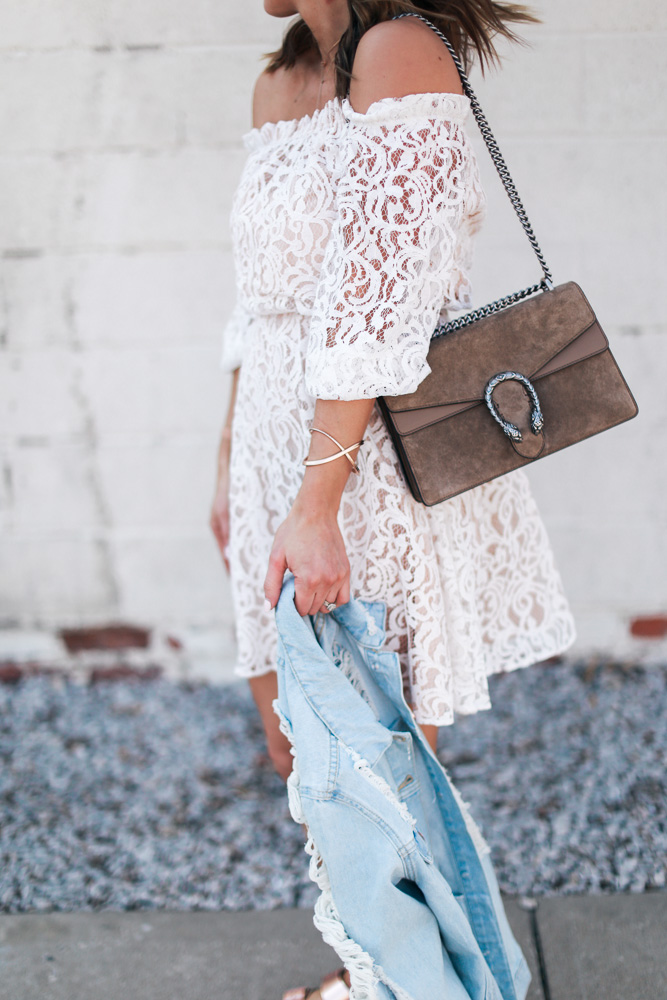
xmin=221 ymin=91 xmax=576 ymax=727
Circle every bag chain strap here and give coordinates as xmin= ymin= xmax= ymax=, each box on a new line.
xmin=392 ymin=12 xmax=554 ymax=339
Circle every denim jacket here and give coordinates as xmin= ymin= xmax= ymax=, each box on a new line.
xmin=273 ymin=576 xmax=531 ymax=1000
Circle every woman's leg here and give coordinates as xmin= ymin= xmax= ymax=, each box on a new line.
xmin=248 ymin=673 xmax=293 ymax=782
xmin=249 ymin=672 xmax=438 ymax=781
xmin=421 ymin=724 xmax=438 ymax=754
xmin=251 ymin=673 xmax=438 ymax=1000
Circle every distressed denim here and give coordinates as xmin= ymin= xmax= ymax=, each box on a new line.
xmin=273 ymin=575 xmax=531 ymax=1000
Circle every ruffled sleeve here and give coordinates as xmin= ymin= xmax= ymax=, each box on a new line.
xmin=219 ymin=300 xmax=256 ymax=372
xmin=305 ymin=93 xmax=483 ymax=400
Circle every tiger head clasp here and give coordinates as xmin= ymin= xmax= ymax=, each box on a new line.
xmin=484 ymin=371 xmax=545 ymax=443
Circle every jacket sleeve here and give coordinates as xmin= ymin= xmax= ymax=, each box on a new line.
xmin=304 ymin=96 xmax=480 ymax=401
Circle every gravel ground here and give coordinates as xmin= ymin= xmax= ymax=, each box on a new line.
xmin=0 ymin=658 xmax=665 ymax=913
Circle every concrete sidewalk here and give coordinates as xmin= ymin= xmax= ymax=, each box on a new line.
xmin=0 ymin=892 xmax=665 ymax=1000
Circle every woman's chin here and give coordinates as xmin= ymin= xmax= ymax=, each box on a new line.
xmin=264 ymin=0 xmax=299 ymax=18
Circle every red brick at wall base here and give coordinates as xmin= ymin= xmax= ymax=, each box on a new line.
xmin=0 ymin=663 xmax=23 ymax=684
xmin=629 ymin=615 xmax=667 ymax=639
xmin=59 ymin=624 xmax=151 ymax=653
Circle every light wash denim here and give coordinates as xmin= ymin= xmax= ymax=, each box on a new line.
xmin=273 ymin=575 xmax=531 ymax=1000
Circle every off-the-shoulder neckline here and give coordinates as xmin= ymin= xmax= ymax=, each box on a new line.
xmin=242 ymin=91 xmax=470 ymax=149
xmin=243 ymin=96 xmax=338 ymax=148
xmin=343 ymin=91 xmax=469 ymax=119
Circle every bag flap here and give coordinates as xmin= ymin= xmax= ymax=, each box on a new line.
xmin=383 ymin=282 xmax=603 ymax=414
xmin=389 ymin=320 xmax=609 ymax=434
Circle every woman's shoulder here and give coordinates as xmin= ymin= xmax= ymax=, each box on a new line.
xmin=251 ymin=67 xmax=294 ymax=129
xmin=251 ymin=57 xmax=318 ymax=129
xmin=349 ymin=17 xmax=462 ymax=114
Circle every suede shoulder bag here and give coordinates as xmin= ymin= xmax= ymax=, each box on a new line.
xmin=377 ymin=13 xmax=638 ymax=507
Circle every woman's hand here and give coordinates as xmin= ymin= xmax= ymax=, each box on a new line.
xmin=263 ymin=397 xmax=375 ymax=616
xmin=210 ymin=425 xmax=233 ymax=573
xmin=210 ymin=472 xmax=231 ymax=573
xmin=264 ymin=496 xmax=351 ymax=616
xmin=211 ymin=373 xmax=239 ymax=574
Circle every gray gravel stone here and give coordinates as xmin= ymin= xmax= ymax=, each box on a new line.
xmin=0 ymin=659 xmax=665 ymax=912
xmin=0 ymin=678 xmax=316 ymax=913
xmin=439 ymin=659 xmax=667 ymax=898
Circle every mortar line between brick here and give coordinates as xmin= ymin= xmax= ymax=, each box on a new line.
xmin=0 ymin=31 xmax=664 ymax=55
xmin=0 ymin=42 xmax=278 ymax=55
xmin=1 ymin=242 xmax=234 ymax=256
xmin=0 ymin=136 xmax=665 ymax=161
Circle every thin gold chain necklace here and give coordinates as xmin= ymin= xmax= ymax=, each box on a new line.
xmin=316 ymin=64 xmax=332 ymax=110
xmin=316 ymin=39 xmax=338 ymax=110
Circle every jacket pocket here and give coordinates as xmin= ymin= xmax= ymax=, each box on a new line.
xmin=381 ymin=731 xmax=422 ymax=803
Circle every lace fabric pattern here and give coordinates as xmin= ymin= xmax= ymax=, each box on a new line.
xmin=306 ymin=95 xmax=486 ymax=400
xmin=222 ymin=92 xmax=576 ymax=727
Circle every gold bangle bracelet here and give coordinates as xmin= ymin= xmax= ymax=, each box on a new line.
xmin=303 ymin=427 xmax=364 ymax=475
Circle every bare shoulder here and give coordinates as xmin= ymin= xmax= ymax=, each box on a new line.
xmin=348 ymin=17 xmax=463 ymax=114
xmin=252 ymin=62 xmax=311 ymax=129
xmin=252 ymin=66 xmax=293 ymax=129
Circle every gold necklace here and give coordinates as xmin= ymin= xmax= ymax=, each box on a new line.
xmin=317 ymin=63 xmax=329 ymax=110
xmin=316 ymin=39 xmax=339 ymax=110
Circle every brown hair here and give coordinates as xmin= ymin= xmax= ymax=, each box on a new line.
xmin=265 ymin=1 xmax=538 ymax=98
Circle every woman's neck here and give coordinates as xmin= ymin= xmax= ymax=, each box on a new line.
xmin=297 ymin=0 xmax=349 ymax=68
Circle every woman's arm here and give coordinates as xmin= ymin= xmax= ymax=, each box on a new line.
xmin=264 ymin=17 xmax=461 ymax=615
xmin=263 ymin=397 xmax=374 ymax=616
xmin=210 ymin=368 xmax=240 ymax=572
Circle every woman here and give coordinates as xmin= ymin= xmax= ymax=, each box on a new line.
xmin=211 ymin=2 xmax=575 ymax=996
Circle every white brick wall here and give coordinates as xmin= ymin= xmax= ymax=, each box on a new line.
xmin=1 ymin=2 xmax=665 ymax=673
xmin=467 ymin=15 xmax=667 ymax=657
